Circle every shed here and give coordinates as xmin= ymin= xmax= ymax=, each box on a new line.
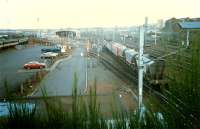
xmin=179 ymin=22 xmax=200 ymax=29
xmin=178 ymin=22 xmax=200 ymax=47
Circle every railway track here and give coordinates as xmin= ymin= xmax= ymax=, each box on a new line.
xmin=88 ymin=48 xmax=194 ymax=116
xmin=89 ymin=40 xmax=197 ymax=120
xmin=88 ymin=50 xmax=169 ymax=103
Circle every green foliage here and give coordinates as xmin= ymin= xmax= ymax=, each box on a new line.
xmin=0 ymin=73 xmax=165 ymax=129
xmin=162 ymin=33 xmax=200 ymax=128
xmin=1 ymin=103 xmax=37 ymax=129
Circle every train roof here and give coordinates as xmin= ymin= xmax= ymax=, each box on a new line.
xmin=113 ymin=42 xmax=126 ymax=47
xmin=125 ymin=49 xmax=138 ymax=56
xmin=143 ymin=56 xmax=154 ymax=65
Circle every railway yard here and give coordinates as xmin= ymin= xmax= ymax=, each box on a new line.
xmin=0 ymin=35 xmax=187 ymax=111
xmin=0 ymin=0 xmax=200 ymax=128
xmin=0 ymin=34 xmax=192 ymax=102
xmin=0 ymin=25 xmax=199 ymax=128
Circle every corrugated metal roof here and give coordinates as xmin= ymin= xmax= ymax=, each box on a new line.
xmin=179 ymin=22 xmax=200 ymax=29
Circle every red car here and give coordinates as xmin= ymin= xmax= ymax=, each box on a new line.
xmin=24 ymin=61 xmax=46 ymax=69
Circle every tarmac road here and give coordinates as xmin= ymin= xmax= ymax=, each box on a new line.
xmin=34 ymin=47 xmax=87 ymax=96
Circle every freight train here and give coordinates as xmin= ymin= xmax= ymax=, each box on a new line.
xmin=104 ymin=41 xmax=165 ymax=86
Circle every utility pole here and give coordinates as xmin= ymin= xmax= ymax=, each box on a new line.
xmin=37 ymin=17 xmax=41 ymax=38
xmin=138 ymin=26 xmax=144 ymax=110
xmin=144 ymin=17 xmax=148 ymax=45
xmin=112 ymin=29 xmax=115 ymax=41
xmin=124 ymin=35 xmax=126 ymax=44
xmin=186 ymin=30 xmax=190 ymax=48
xmin=155 ymin=29 xmax=157 ymax=45
xmin=97 ymin=39 xmax=100 ymax=57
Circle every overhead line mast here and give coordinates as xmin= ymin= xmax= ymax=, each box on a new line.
xmin=138 ymin=26 xmax=144 ymax=110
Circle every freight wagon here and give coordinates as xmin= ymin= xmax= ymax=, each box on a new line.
xmin=104 ymin=41 xmax=165 ymax=85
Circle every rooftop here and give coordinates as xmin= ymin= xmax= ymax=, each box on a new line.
xmin=179 ymin=22 xmax=200 ymax=29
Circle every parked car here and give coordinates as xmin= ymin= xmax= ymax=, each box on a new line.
xmin=41 ymin=52 xmax=58 ymax=58
xmin=41 ymin=47 xmax=61 ymax=53
xmin=24 ymin=61 xmax=46 ymax=69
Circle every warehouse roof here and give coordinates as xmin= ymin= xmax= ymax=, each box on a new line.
xmin=179 ymin=22 xmax=200 ymax=29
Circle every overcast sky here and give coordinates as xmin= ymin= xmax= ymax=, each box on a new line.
xmin=0 ymin=0 xmax=199 ymax=29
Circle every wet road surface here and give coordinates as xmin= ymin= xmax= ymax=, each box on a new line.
xmin=34 ymin=47 xmax=87 ymax=96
